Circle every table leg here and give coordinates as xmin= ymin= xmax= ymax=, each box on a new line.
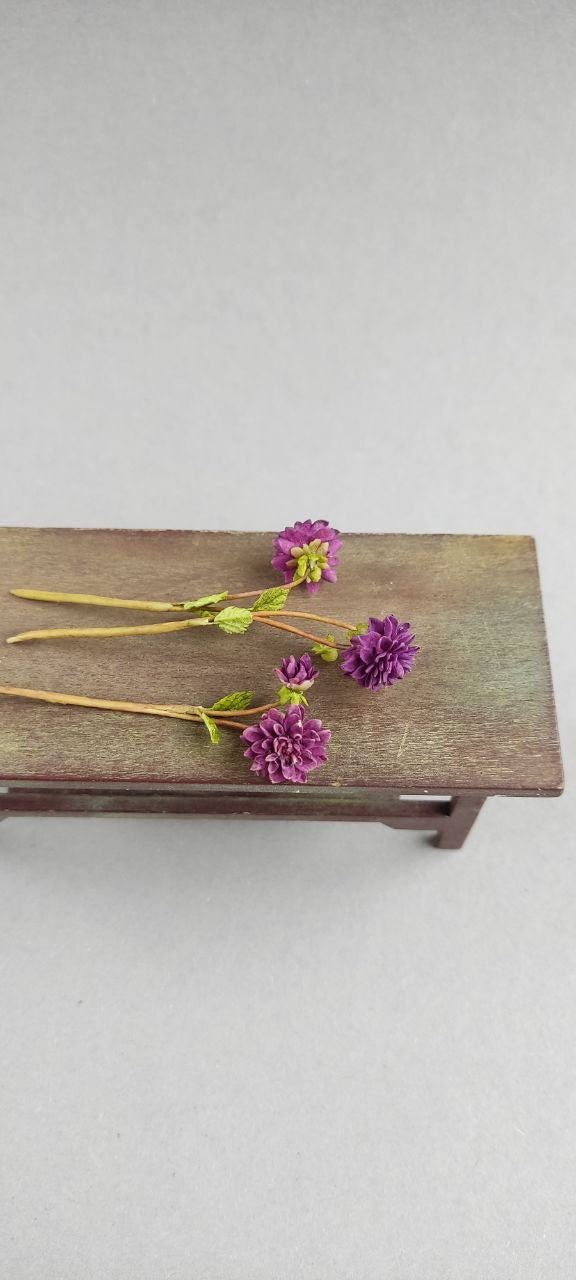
xmin=434 ymin=795 xmax=486 ymax=849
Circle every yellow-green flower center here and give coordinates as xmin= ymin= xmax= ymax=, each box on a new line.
xmin=287 ymin=539 xmax=330 ymax=584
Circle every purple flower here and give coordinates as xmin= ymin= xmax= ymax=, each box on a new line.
xmin=272 ymin=518 xmax=342 ymax=594
xmin=341 ymin=615 xmax=419 ymax=690
xmin=242 ymin=706 xmax=331 ymax=784
xmin=274 ymin=653 xmax=319 ymax=692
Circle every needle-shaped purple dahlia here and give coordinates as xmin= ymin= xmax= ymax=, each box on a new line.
xmin=274 ymin=653 xmax=319 ymax=691
xmin=272 ymin=518 xmax=342 ymax=594
xmin=341 ymin=615 xmax=419 ymax=690
xmin=242 ymin=706 xmax=331 ymax=784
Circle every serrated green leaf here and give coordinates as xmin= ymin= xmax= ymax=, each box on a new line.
xmin=210 ymin=690 xmax=254 ymax=711
xmin=252 ymin=586 xmax=290 ymax=612
xmin=178 ymin=591 xmax=229 ymax=611
xmin=213 ymin=606 xmax=254 ymax=635
xmin=199 ymin=711 xmax=221 ymax=744
xmin=311 ymin=633 xmax=339 ymax=662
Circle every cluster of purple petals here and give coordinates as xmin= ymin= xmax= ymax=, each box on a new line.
xmin=274 ymin=653 xmax=319 ymax=691
xmin=341 ymin=615 xmax=419 ymax=690
xmin=242 ymin=706 xmax=331 ymax=784
xmin=271 ymin=518 xmax=342 ymax=594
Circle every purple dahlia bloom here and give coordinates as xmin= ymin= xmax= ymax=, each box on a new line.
xmin=272 ymin=518 xmax=342 ymax=594
xmin=242 ymin=706 xmax=331 ymax=784
xmin=341 ymin=615 xmax=419 ymax=690
xmin=274 ymin=653 xmax=319 ymax=691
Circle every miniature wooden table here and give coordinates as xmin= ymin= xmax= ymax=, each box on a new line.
xmin=0 ymin=528 xmax=563 ymax=848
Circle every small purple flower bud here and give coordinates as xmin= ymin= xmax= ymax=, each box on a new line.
xmin=274 ymin=653 xmax=319 ymax=692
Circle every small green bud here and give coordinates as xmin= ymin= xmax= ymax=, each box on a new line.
xmin=347 ymin=620 xmax=369 ymax=639
xmin=311 ymin=633 xmax=339 ymax=662
xmin=277 ymin=685 xmax=309 ymax=706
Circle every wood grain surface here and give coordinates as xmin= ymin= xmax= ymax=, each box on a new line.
xmin=0 ymin=528 xmax=563 ymax=794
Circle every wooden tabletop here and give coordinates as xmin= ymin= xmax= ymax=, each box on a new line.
xmin=0 ymin=527 xmax=563 ymax=796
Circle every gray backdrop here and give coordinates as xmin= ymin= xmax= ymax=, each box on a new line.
xmin=0 ymin=3 xmax=574 ymax=1276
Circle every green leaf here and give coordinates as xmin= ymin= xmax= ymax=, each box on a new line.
xmin=311 ymin=633 xmax=339 ymax=663
xmin=210 ymin=690 xmax=254 ymax=711
xmin=347 ymin=620 xmax=369 ymax=638
xmin=213 ymin=606 xmax=254 ymax=635
xmin=251 ymin=586 xmax=290 ymax=612
xmin=178 ymin=591 xmax=228 ymax=610
xmin=199 ymin=711 xmax=221 ymax=744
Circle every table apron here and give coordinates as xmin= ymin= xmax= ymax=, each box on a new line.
xmin=0 ymin=786 xmax=495 ymax=848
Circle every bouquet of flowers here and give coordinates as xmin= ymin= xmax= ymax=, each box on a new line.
xmin=0 ymin=519 xmax=419 ymax=785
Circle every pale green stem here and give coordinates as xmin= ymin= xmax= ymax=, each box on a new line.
xmin=6 ymin=614 xmax=346 ymax=649
xmin=10 ymin=578 xmax=301 ymax=611
xmin=0 ymin=684 xmax=248 ymax=730
xmin=6 ymin=618 xmax=213 ymax=644
xmin=10 ymin=589 xmax=183 ymax=611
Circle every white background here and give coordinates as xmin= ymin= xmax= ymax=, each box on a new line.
xmin=0 ymin=3 xmax=574 ymax=1276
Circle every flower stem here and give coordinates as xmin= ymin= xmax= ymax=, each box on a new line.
xmin=6 ymin=614 xmax=347 ymax=650
xmin=10 ymin=589 xmax=183 ymax=612
xmin=253 ymin=609 xmax=356 ymax=631
xmin=0 ymin=685 xmax=248 ymax=729
xmin=228 ymin=581 xmax=300 ymax=601
xmin=194 ymin=702 xmax=278 ymax=717
xmin=10 ymin=579 xmax=302 ymax=611
xmin=6 ymin=618 xmax=213 ymax=644
xmin=253 ymin=616 xmax=346 ymax=648
xmin=202 ymin=706 xmax=279 ymax=716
